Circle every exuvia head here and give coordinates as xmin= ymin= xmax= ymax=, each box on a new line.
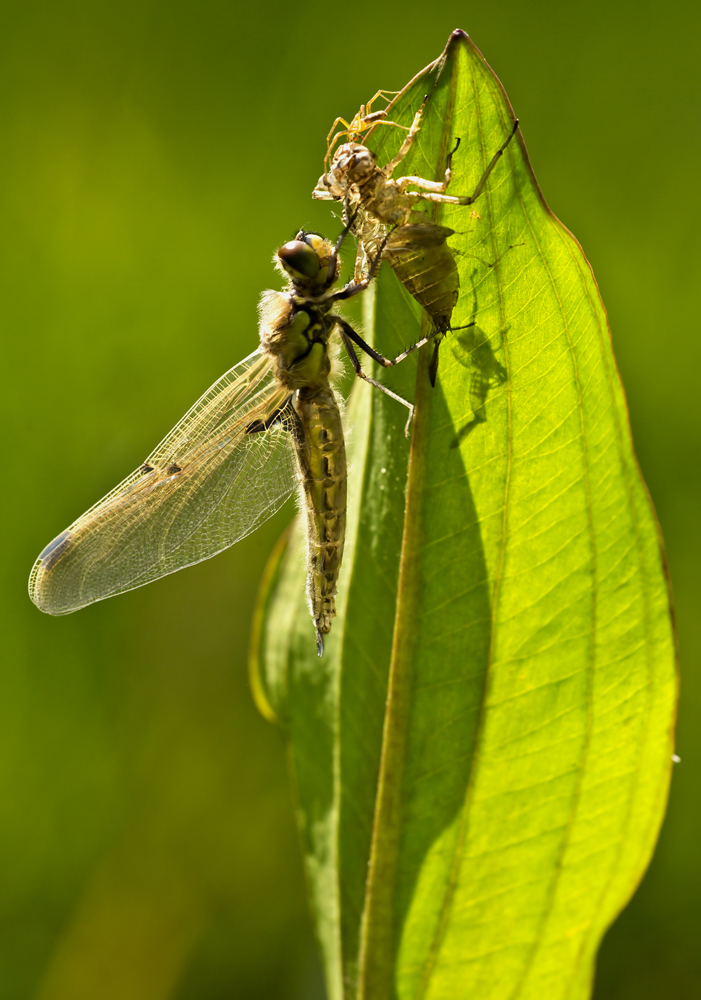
xmin=312 ymin=142 xmax=378 ymax=202
xmin=276 ymin=231 xmax=337 ymax=288
xmin=329 ymin=143 xmax=377 ymax=185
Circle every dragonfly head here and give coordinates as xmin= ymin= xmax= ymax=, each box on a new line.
xmin=276 ymin=232 xmax=338 ymax=290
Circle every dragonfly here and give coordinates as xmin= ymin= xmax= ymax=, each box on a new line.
xmin=313 ymin=97 xmax=518 ymax=383
xmin=29 ymin=221 xmax=439 ymax=655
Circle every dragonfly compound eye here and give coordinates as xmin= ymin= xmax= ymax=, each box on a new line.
xmin=277 ymin=240 xmax=321 ymax=280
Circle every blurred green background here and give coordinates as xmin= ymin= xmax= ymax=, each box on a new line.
xmin=1 ymin=1 xmax=698 ymax=997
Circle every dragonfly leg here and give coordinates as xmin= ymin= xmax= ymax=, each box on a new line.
xmin=327 ymin=224 xmax=391 ymax=303
xmin=322 ymin=204 xmax=360 ymax=287
xmin=337 ymin=320 xmax=415 ymax=437
xmin=338 ymin=316 xmax=440 ymax=370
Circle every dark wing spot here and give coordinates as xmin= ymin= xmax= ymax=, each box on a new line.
xmin=39 ymin=529 xmax=73 ymax=570
xmin=245 ymin=418 xmax=266 ymax=434
xmin=246 ymin=396 xmax=295 ymax=435
xmin=166 ymin=464 xmax=182 ymax=474
xmin=140 ymin=463 xmax=155 ymax=473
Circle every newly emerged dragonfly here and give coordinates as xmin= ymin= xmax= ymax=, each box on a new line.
xmin=29 ymin=223 xmax=438 ymax=654
xmin=313 ymin=97 xmax=518 ymax=382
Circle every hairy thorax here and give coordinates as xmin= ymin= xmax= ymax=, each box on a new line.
xmin=259 ymin=290 xmax=332 ymax=391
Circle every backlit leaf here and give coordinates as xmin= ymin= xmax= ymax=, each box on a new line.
xmin=252 ymin=30 xmax=677 ymax=1000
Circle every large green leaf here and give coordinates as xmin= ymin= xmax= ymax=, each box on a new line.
xmin=250 ymin=30 xmax=677 ymax=1000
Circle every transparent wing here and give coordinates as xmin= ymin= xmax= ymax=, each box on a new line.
xmin=29 ymin=348 xmax=299 ymax=615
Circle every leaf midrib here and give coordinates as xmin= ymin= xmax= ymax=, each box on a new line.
xmin=413 ymin=47 xmax=517 ymax=1000
xmin=355 ymin=49 xmax=462 ymax=1000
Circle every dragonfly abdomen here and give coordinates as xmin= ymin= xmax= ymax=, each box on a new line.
xmin=295 ymin=384 xmax=347 ymax=655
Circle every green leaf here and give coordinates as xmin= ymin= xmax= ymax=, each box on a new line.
xmin=252 ymin=29 xmax=677 ymax=1000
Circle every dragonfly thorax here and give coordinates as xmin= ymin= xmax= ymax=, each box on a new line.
xmin=258 ymin=292 xmax=333 ymax=391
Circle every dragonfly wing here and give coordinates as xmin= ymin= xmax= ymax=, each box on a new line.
xmin=29 ymin=348 xmax=299 ymax=615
